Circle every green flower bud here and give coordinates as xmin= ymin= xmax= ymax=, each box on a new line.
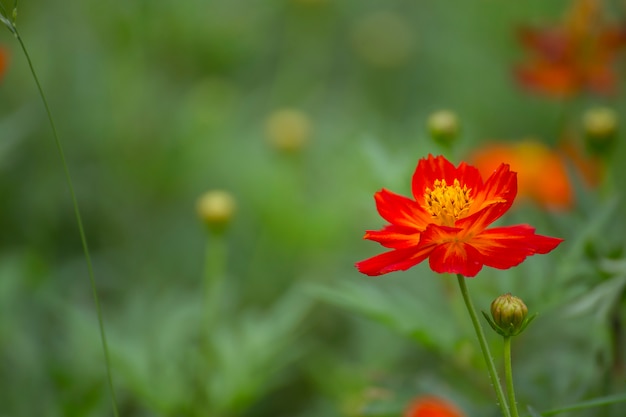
xmin=196 ymin=190 xmax=236 ymax=234
xmin=483 ymin=293 xmax=535 ymax=337
xmin=583 ymin=106 xmax=617 ymax=156
xmin=427 ymin=110 xmax=459 ymax=147
xmin=492 ymin=293 xmax=526 ymax=327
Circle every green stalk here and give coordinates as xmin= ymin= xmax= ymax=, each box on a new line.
xmin=5 ymin=22 xmax=119 ymax=417
xmin=504 ymin=336 xmax=520 ymax=417
xmin=456 ymin=274 xmax=511 ymax=417
xmin=203 ymin=233 xmax=227 ymax=327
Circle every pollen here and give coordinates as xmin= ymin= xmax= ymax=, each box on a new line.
xmin=423 ymin=179 xmax=473 ymax=226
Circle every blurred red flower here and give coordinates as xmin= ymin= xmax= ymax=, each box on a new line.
xmin=0 ymin=47 xmax=8 ymax=81
xmin=470 ymin=140 xmax=574 ymax=210
xmin=403 ymin=396 xmax=465 ymax=417
xmin=355 ymin=154 xmax=562 ymax=277
xmin=515 ymin=0 xmax=626 ymax=97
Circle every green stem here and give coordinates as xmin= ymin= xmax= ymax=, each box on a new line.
xmin=204 ymin=233 xmax=227 ymax=327
xmin=196 ymin=232 xmax=227 ymax=414
xmin=504 ymin=336 xmax=520 ymax=417
xmin=456 ymin=274 xmax=511 ymax=417
xmin=12 ymin=28 xmax=119 ymax=417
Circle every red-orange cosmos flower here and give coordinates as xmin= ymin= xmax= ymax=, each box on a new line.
xmin=515 ymin=0 xmax=626 ymax=97
xmin=403 ymin=396 xmax=465 ymax=417
xmin=356 ymin=155 xmax=563 ymax=277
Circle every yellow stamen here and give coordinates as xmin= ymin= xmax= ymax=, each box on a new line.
xmin=423 ymin=179 xmax=473 ymax=226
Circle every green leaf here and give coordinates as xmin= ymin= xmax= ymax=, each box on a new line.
xmin=540 ymin=392 xmax=626 ymax=416
xmin=207 ymin=288 xmax=312 ymax=413
xmin=309 ymin=278 xmax=460 ymax=352
xmin=525 ymin=405 xmax=543 ymax=417
xmin=562 ymin=274 xmax=626 ymax=321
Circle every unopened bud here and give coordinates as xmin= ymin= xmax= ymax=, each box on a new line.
xmin=483 ymin=293 xmax=535 ymax=337
xmin=196 ymin=190 xmax=236 ymax=234
xmin=583 ymin=107 xmax=617 ymax=155
xmin=265 ymin=109 xmax=311 ymax=153
xmin=427 ymin=110 xmax=459 ymax=147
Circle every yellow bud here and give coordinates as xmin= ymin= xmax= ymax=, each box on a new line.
xmin=265 ymin=109 xmax=311 ymax=153
xmin=427 ymin=110 xmax=459 ymax=146
xmin=196 ymin=190 xmax=236 ymax=233
xmin=583 ymin=107 xmax=618 ymax=155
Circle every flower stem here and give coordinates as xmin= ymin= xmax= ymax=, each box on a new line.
xmin=204 ymin=233 xmax=227 ymax=327
xmin=456 ymin=274 xmax=511 ymax=417
xmin=10 ymin=25 xmax=119 ymax=417
xmin=504 ymin=336 xmax=520 ymax=417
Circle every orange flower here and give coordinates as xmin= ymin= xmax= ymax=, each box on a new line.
xmin=403 ymin=396 xmax=465 ymax=417
xmin=515 ymin=0 xmax=626 ymax=97
xmin=470 ymin=140 xmax=574 ymax=210
xmin=355 ymin=155 xmax=563 ymax=277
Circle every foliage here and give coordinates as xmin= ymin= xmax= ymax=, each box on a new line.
xmin=0 ymin=0 xmax=625 ymax=416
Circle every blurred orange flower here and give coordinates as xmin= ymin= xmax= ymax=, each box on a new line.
xmin=515 ymin=0 xmax=626 ymax=97
xmin=0 ymin=46 xmax=8 ymax=81
xmin=470 ymin=140 xmax=573 ymax=210
xmin=403 ymin=396 xmax=465 ymax=417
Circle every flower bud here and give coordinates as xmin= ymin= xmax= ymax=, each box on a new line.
xmin=265 ymin=108 xmax=311 ymax=153
xmin=583 ymin=106 xmax=617 ymax=156
xmin=196 ymin=190 xmax=236 ymax=234
xmin=427 ymin=110 xmax=459 ymax=147
xmin=484 ymin=293 xmax=535 ymax=337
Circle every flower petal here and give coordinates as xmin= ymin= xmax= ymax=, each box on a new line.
xmin=0 ymin=48 xmax=8 ymax=82
xmin=411 ymin=155 xmax=483 ymax=206
xmin=364 ymin=225 xmax=421 ymax=249
xmin=516 ymin=63 xmax=580 ymax=96
xmin=452 ymin=163 xmax=517 ymax=235
xmin=404 ymin=395 xmax=466 ymax=417
xmin=600 ymin=27 xmax=626 ymax=50
xmin=411 ymin=154 xmax=457 ymax=203
xmin=355 ymin=246 xmax=433 ymax=276
xmin=518 ymin=27 xmax=571 ymax=60
xmin=475 ymin=163 xmax=517 ymax=209
xmin=413 ymin=224 xmax=484 ymax=277
xmin=585 ymin=63 xmax=618 ymax=95
xmin=470 ymin=141 xmax=574 ymax=210
xmin=373 ymin=188 xmax=431 ymax=229
xmin=469 ymin=225 xmax=563 ymax=270
xmin=455 ymin=201 xmax=512 ymax=237
xmin=427 ymin=242 xmax=484 ymax=277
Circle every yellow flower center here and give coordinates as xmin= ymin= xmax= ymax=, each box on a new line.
xmin=423 ymin=179 xmax=473 ymax=227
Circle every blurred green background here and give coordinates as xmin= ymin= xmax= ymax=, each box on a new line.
xmin=1 ymin=0 xmax=626 ymax=416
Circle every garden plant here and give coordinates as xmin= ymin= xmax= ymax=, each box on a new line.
xmin=0 ymin=0 xmax=625 ymax=416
